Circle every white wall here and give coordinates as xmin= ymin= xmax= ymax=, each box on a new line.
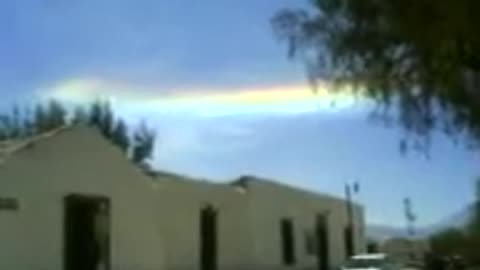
xmin=152 ymin=178 xmax=254 ymax=270
xmin=0 ymin=127 xmax=164 ymax=270
xmin=244 ymin=179 xmax=366 ymax=270
xmin=0 ymin=126 xmax=365 ymax=270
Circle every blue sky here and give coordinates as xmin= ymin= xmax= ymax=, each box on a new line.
xmin=1 ymin=0 xmax=479 ymax=227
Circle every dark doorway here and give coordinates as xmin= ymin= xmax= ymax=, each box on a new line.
xmin=367 ymin=241 xmax=379 ymax=254
xmin=64 ymin=195 xmax=110 ymax=270
xmin=315 ymin=214 xmax=329 ymax=270
xmin=344 ymin=226 xmax=354 ymax=258
xmin=200 ymin=205 xmax=218 ymax=270
xmin=280 ymin=218 xmax=296 ymax=266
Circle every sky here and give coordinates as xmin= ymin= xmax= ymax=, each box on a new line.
xmin=1 ymin=0 xmax=479 ymax=227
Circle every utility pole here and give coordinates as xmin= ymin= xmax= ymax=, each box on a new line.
xmin=345 ymin=181 xmax=360 ymax=258
xmin=403 ymin=197 xmax=417 ymax=262
xmin=404 ymin=197 xmax=416 ymax=238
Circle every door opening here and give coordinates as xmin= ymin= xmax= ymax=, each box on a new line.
xmin=280 ymin=218 xmax=296 ymax=266
xmin=64 ymin=195 xmax=110 ymax=270
xmin=200 ymin=205 xmax=218 ymax=270
xmin=344 ymin=226 xmax=354 ymax=258
xmin=316 ymin=214 xmax=329 ymax=270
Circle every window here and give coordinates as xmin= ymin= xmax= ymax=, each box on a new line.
xmin=0 ymin=197 xmax=18 ymax=211
xmin=280 ymin=218 xmax=296 ymax=265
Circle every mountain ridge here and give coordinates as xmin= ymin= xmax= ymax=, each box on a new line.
xmin=367 ymin=203 xmax=474 ymax=241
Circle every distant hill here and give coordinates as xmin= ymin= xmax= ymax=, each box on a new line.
xmin=424 ymin=203 xmax=474 ymax=234
xmin=366 ymin=224 xmax=409 ymax=241
xmin=367 ymin=203 xmax=475 ymax=241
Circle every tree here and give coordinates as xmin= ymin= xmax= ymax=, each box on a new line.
xmin=72 ymin=105 xmax=89 ymax=125
xmin=0 ymin=105 xmax=37 ymax=139
xmin=99 ymin=101 xmax=114 ymax=139
xmin=45 ymin=99 xmax=67 ymax=129
xmin=428 ymin=179 xmax=480 ymax=267
xmin=34 ymin=104 xmax=49 ymax=133
xmin=430 ymin=228 xmax=466 ymax=257
xmin=111 ymin=119 xmax=130 ymax=154
xmin=88 ymin=100 xmax=114 ymax=139
xmin=88 ymin=101 xmax=103 ymax=128
xmin=272 ymin=0 xmax=480 ymax=152
xmin=0 ymin=99 xmax=157 ymax=168
xmin=131 ymin=121 xmax=156 ymax=165
xmin=465 ymin=179 xmax=480 ymax=265
xmin=10 ymin=105 xmax=21 ymax=138
xmin=33 ymin=100 xmax=67 ymax=133
xmin=0 ymin=117 xmax=7 ymax=140
xmin=20 ymin=106 xmax=34 ymax=137
xmin=0 ymin=114 xmax=13 ymax=139
xmin=473 ymin=178 xmax=480 ymax=230
xmin=0 ymin=105 xmax=32 ymax=139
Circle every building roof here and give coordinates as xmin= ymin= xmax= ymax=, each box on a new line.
xmin=0 ymin=125 xmax=354 ymax=205
xmin=0 ymin=126 xmax=70 ymax=165
xmin=230 ymin=174 xmax=355 ymax=206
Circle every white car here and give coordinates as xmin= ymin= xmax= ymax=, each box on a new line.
xmin=341 ymin=253 xmax=400 ymax=270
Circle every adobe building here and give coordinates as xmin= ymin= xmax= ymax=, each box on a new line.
xmin=0 ymin=126 xmax=365 ymax=270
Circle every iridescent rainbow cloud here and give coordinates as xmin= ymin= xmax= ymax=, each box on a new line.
xmin=42 ymin=78 xmax=359 ymax=116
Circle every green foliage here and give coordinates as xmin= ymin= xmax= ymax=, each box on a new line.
xmin=131 ymin=121 xmax=156 ymax=165
xmin=429 ymin=179 xmax=480 ymax=266
xmin=85 ymin=100 xmax=156 ymax=165
xmin=430 ymin=227 xmax=480 ymax=266
xmin=10 ymin=105 xmax=21 ymax=138
xmin=86 ymin=100 xmax=132 ymax=155
xmin=0 ymin=114 xmax=13 ymax=139
xmin=111 ymin=119 xmax=130 ymax=154
xmin=71 ymin=106 xmax=89 ymax=125
xmin=88 ymin=101 xmax=103 ymax=128
xmin=33 ymin=100 xmax=67 ymax=133
xmin=430 ymin=228 xmax=466 ymax=256
xmin=99 ymin=102 xmax=114 ymax=138
xmin=0 ymin=106 xmax=22 ymax=139
xmin=86 ymin=100 xmax=157 ymax=165
xmin=45 ymin=100 xmax=67 ymax=129
xmin=21 ymin=107 xmax=35 ymax=137
xmin=272 ymin=0 xmax=480 ymax=152
xmin=7 ymin=105 xmax=34 ymax=138
xmin=467 ymin=178 xmax=480 ymax=238
xmin=87 ymin=100 xmax=114 ymax=138
xmin=0 ymin=99 xmax=157 ymax=168
xmin=475 ymin=178 xmax=480 ymax=226
xmin=0 ymin=103 xmax=59 ymax=139
xmin=33 ymin=104 xmax=49 ymax=133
